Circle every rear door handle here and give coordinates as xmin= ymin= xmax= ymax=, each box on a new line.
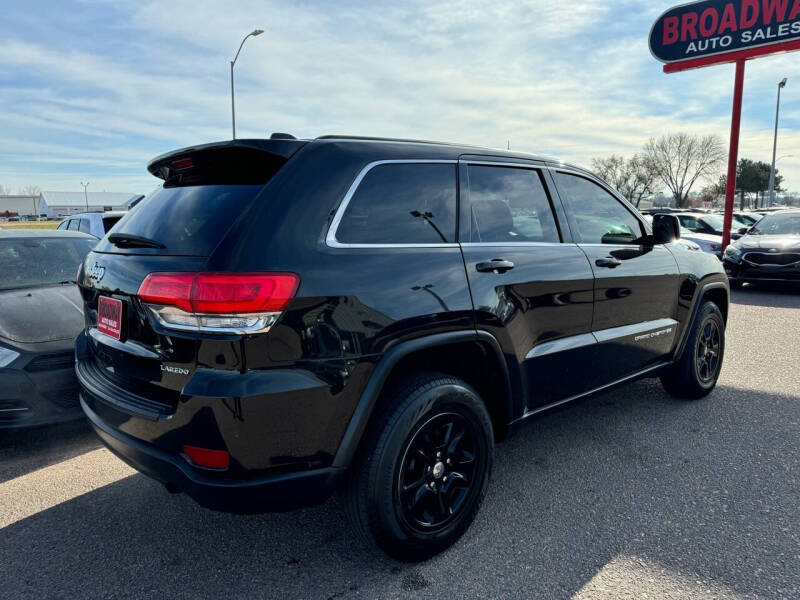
xmin=595 ymin=257 xmax=622 ymax=268
xmin=476 ymin=259 xmax=515 ymax=273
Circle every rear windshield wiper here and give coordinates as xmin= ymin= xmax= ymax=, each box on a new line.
xmin=108 ymin=233 xmax=166 ymax=249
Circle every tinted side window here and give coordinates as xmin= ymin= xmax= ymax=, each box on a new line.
xmin=336 ymin=163 xmax=456 ymax=244
xmin=467 ymin=165 xmax=559 ymax=243
xmin=103 ymin=216 xmax=122 ymax=232
xmin=555 ymin=173 xmax=643 ymax=244
xmin=67 ymin=219 xmax=79 ymax=231
xmin=78 ymin=219 xmax=92 ymax=234
xmin=57 ymin=221 xmax=68 ymax=230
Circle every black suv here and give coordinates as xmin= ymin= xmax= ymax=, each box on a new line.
xmin=76 ymin=135 xmax=729 ymax=560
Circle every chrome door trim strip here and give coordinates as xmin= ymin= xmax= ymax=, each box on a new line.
xmin=593 ymin=318 xmax=678 ymax=344
xmin=525 ymin=318 xmax=678 ymax=360
xmin=525 ymin=333 xmax=597 ymax=360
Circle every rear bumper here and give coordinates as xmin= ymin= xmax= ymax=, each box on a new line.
xmin=81 ymin=393 xmax=344 ymax=513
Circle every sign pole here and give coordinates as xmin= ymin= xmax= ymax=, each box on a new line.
xmin=722 ymin=59 xmax=745 ymax=250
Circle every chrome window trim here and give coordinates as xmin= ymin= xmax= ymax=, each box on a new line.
xmin=462 ymin=160 xmax=546 ymax=169
xmin=460 ymin=242 xmax=575 ymax=248
xmin=326 ymin=159 xmax=459 ymax=249
xmin=576 ymin=243 xmax=672 ymax=249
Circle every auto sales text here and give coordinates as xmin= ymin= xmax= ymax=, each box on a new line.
xmin=662 ymin=0 xmax=800 ymax=55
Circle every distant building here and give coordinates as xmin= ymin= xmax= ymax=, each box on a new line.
xmin=39 ymin=191 xmax=144 ymax=218
xmin=0 ymin=195 xmax=40 ymax=218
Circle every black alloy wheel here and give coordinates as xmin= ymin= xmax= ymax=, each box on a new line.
xmin=396 ymin=412 xmax=481 ymax=533
xmin=660 ymin=300 xmax=725 ymax=399
xmin=342 ymin=372 xmax=494 ymax=561
xmin=696 ymin=318 xmax=721 ymax=384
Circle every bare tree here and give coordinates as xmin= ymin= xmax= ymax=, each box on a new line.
xmin=19 ymin=185 xmax=41 ymax=196
xmin=644 ymin=133 xmax=725 ymax=208
xmin=592 ymin=154 xmax=660 ymax=207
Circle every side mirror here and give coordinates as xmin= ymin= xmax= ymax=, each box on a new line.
xmin=652 ymin=214 xmax=681 ymax=244
xmin=737 ymin=227 xmax=749 ymax=235
xmin=731 ymin=232 xmax=743 ymax=240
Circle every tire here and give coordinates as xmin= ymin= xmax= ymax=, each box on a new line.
xmin=660 ymin=300 xmax=725 ymax=399
xmin=342 ymin=371 xmax=494 ymax=562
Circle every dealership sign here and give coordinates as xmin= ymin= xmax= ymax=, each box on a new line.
xmin=650 ymin=0 xmax=800 ymax=67
xmin=650 ymin=0 xmax=800 ymax=251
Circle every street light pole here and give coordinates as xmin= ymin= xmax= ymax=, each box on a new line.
xmin=80 ymin=181 xmax=90 ymax=212
xmin=768 ymin=77 xmax=787 ymax=206
xmin=230 ymin=29 xmax=263 ymax=140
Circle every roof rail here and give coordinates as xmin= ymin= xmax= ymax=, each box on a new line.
xmin=316 ymin=134 xmax=465 ymax=146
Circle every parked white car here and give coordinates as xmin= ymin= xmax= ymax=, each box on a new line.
xmin=56 ymin=211 xmax=126 ymax=238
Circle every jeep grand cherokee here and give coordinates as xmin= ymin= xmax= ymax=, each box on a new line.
xmin=76 ymin=135 xmax=729 ymax=561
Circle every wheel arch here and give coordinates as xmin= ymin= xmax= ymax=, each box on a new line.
xmin=702 ymin=285 xmax=729 ymax=323
xmin=332 ymin=330 xmax=514 ymax=469
xmin=674 ymin=279 xmax=729 ymax=361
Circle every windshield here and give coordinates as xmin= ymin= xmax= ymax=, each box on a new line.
xmin=700 ymin=214 xmax=745 ymax=232
xmin=736 ymin=213 xmax=758 ymax=225
xmin=750 ymin=213 xmax=800 ymax=236
xmin=0 ymin=237 xmax=96 ymax=291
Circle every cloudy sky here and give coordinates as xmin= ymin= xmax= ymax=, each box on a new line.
xmin=1 ymin=0 xmax=798 ymax=195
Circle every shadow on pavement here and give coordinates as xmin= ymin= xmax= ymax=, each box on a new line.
xmin=0 ymin=418 xmax=100 ymax=485
xmin=731 ymin=282 xmax=800 ymax=309
xmin=1 ymin=379 xmax=797 ymax=599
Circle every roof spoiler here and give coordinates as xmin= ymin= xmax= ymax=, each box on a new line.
xmin=147 ymin=139 xmax=307 ymax=185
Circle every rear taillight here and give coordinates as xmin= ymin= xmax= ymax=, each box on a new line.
xmin=138 ymin=272 xmax=299 ymax=334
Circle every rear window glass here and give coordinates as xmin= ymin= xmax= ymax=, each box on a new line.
xmin=335 ymin=163 xmax=456 ymax=244
xmin=104 ymin=185 xmax=263 ymax=255
xmin=79 ymin=219 xmax=92 ymax=234
xmin=0 ymin=237 xmax=96 ymax=291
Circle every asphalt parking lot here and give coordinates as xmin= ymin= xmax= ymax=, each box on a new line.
xmin=1 ymin=285 xmax=798 ymax=600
